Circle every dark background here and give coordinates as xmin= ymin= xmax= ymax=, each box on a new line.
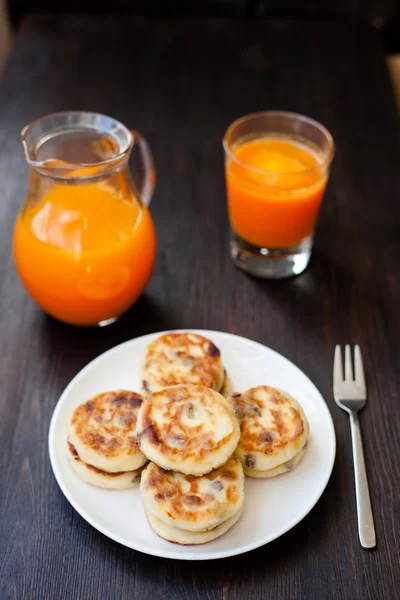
xmin=6 ymin=0 xmax=400 ymax=53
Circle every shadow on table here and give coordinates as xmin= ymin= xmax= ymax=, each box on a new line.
xmin=245 ymin=243 xmax=381 ymax=347
xmin=37 ymin=292 xmax=182 ymax=365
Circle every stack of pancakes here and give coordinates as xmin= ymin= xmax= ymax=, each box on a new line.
xmin=138 ymin=384 xmax=243 ymax=543
xmin=68 ymin=390 xmax=148 ymax=489
xmin=228 ymin=386 xmax=309 ymax=478
xmin=141 ymin=455 xmax=244 ymax=544
xmin=141 ymin=332 xmax=225 ymax=395
xmin=67 ymin=332 xmax=309 ymax=545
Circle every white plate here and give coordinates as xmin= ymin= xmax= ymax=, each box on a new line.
xmin=49 ymin=329 xmax=335 ymax=560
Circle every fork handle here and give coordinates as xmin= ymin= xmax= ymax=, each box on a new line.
xmin=349 ymin=411 xmax=376 ymax=549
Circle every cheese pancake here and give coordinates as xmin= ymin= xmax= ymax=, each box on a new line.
xmin=68 ymin=442 xmax=143 ymax=489
xmin=68 ymin=390 xmax=148 ymax=473
xmin=243 ymin=445 xmax=307 ymax=478
xmin=137 ymin=385 xmax=240 ymax=475
xmin=141 ymin=333 xmax=224 ymax=395
xmin=140 ymin=457 xmax=244 ymax=532
xmin=145 ymin=504 xmax=243 ymax=545
xmin=229 ymin=386 xmax=308 ymax=475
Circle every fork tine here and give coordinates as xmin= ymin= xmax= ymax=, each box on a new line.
xmin=354 ymin=345 xmax=366 ymax=393
xmin=344 ymin=344 xmax=354 ymax=381
xmin=333 ymin=345 xmax=343 ymax=389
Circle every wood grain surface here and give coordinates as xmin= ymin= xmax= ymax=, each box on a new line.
xmin=0 ymin=15 xmax=399 ymax=600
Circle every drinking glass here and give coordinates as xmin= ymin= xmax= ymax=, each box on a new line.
xmin=223 ymin=111 xmax=334 ymax=278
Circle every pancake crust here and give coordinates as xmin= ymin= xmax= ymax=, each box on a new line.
xmin=145 ymin=504 xmax=244 ymax=545
xmin=142 ymin=333 xmax=225 ymax=395
xmin=140 ymin=457 xmax=244 ymax=531
xmin=68 ymin=390 xmax=148 ymax=473
xmin=137 ymin=385 xmax=240 ymax=475
xmin=243 ymin=445 xmax=307 ymax=478
xmin=68 ymin=442 xmax=143 ymax=489
xmin=229 ymin=386 xmax=309 ymax=473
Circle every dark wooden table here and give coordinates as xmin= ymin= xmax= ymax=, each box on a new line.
xmin=1 ymin=14 xmax=399 ymax=600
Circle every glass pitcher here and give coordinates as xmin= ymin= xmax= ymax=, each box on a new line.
xmin=13 ymin=112 xmax=156 ymax=326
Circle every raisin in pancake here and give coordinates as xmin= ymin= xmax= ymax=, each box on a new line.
xmin=140 ymin=457 xmax=244 ymax=532
xmin=68 ymin=442 xmax=143 ymax=489
xmin=68 ymin=390 xmax=148 ymax=473
xmin=137 ymin=385 xmax=240 ymax=475
xmin=229 ymin=386 xmax=308 ymax=478
xmin=141 ymin=332 xmax=224 ymax=395
xmin=242 ymin=445 xmax=307 ymax=478
xmin=145 ymin=504 xmax=244 ymax=545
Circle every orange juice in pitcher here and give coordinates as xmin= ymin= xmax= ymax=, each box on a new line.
xmin=14 ymin=112 xmax=156 ymax=326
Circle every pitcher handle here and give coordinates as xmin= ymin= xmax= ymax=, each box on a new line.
xmin=130 ymin=130 xmax=155 ymax=207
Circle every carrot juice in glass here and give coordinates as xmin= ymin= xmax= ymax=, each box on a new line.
xmin=14 ymin=112 xmax=156 ymax=326
xmin=223 ymin=112 xmax=334 ymax=278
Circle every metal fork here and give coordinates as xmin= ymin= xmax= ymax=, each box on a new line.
xmin=333 ymin=345 xmax=376 ymax=549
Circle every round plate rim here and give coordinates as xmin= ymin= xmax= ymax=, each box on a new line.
xmin=48 ymin=329 xmax=336 ymax=560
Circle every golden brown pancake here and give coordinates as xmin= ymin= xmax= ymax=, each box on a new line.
xmin=141 ymin=333 xmax=225 ymax=395
xmin=242 ymin=445 xmax=307 ymax=478
xmin=145 ymin=504 xmax=244 ymax=545
xmin=228 ymin=385 xmax=308 ymax=477
xmin=68 ymin=442 xmax=144 ymax=489
xmin=140 ymin=457 xmax=244 ymax=531
xmin=68 ymin=390 xmax=148 ymax=473
xmin=137 ymin=384 xmax=240 ymax=475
